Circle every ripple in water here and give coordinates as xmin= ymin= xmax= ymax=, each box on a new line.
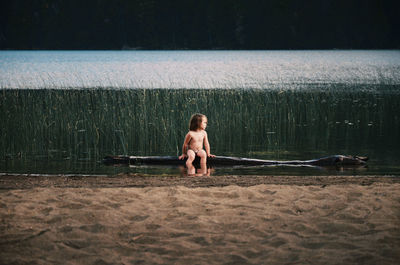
xmin=1 ymin=50 xmax=400 ymax=89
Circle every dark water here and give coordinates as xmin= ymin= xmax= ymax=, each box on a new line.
xmin=1 ymin=51 xmax=400 ymax=176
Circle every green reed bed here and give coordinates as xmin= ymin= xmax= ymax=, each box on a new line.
xmin=1 ymin=87 xmax=399 ymax=163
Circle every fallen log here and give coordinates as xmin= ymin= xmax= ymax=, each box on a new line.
xmin=102 ymin=155 xmax=368 ymax=167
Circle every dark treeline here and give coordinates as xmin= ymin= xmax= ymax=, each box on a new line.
xmin=1 ymin=0 xmax=399 ymax=50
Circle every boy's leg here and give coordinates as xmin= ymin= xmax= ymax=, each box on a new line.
xmin=198 ymin=162 xmax=207 ymax=176
xmin=186 ymin=149 xmax=196 ymax=167
xmin=187 ymin=164 xmax=196 ymax=175
xmin=197 ymin=150 xmax=207 ymax=165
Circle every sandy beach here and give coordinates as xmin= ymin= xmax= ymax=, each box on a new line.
xmin=1 ymin=174 xmax=400 ymax=265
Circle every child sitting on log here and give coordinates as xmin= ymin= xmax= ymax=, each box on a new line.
xmin=179 ymin=113 xmax=215 ymax=170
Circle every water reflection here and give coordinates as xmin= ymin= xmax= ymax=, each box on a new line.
xmin=178 ymin=164 xmax=214 ymax=177
xmin=177 ymin=163 xmax=368 ymax=177
xmin=0 ymin=155 xmax=393 ymax=176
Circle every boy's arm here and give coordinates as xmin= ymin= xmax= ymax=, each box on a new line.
xmin=204 ymin=131 xmax=215 ymax=157
xmin=179 ymin=133 xmax=191 ymax=159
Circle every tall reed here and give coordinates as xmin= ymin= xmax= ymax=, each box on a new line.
xmin=1 ymin=87 xmax=399 ymax=162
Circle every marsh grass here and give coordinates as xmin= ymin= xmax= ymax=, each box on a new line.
xmin=1 ymin=87 xmax=399 ymax=163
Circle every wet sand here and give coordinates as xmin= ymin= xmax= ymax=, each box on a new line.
xmin=1 ymin=174 xmax=400 ymax=264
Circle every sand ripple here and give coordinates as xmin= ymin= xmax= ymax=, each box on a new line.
xmin=1 ymin=183 xmax=400 ymax=264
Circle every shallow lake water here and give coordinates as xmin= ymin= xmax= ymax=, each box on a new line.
xmin=1 ymin=50 xmax=399 ymax=176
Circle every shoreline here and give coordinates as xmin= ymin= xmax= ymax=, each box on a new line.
xmin=0 ymin=173 xmax=399 ymax=189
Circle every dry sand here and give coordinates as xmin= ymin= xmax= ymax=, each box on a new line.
xmin=1 ymin=174 xmax=400 ymax=265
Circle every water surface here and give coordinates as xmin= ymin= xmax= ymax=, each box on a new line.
xmin=1 ymin=50 xmax=399 ymax=89
xmin=1 ymin=50 xmax=399 ymax=176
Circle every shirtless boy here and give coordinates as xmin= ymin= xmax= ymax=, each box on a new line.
xmin=178 ymin=114 xmax=215 ymax=168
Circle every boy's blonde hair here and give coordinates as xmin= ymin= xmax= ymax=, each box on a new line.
xmin=189 ymin=113 xmax=206 ymax=131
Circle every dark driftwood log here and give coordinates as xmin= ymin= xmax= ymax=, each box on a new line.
xmin=102 ymin=155 xmax=368 ymax=167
